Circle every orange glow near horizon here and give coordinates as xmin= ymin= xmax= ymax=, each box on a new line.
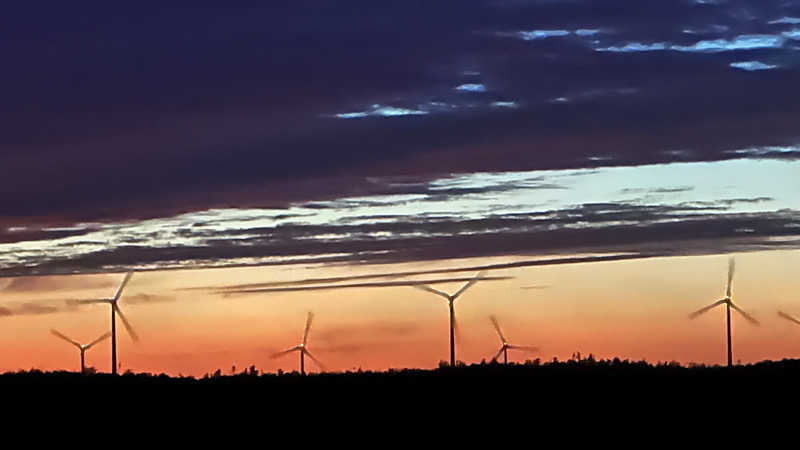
xmin=1 ymin=249 xmax=799 ymax=376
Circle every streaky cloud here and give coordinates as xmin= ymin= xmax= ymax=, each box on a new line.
xmin=768 ymin=17 xmax=800 ymax=25
xmin=334 ymin=104 xmax=428 ymax=119
xmin=598 ymin=35 xmax=786 ymax=53
xmin=730 ymin=61 xmax=778 ymax=71
xmin=183 ymin=253 xmax=653 ymax=293
xmin=218 ymin=275 xmax=514 ymax=295
xmin=672 ymin=35 xmax=785 ymax=52
xmin=518 ymin=30 xmax=570 ymax=40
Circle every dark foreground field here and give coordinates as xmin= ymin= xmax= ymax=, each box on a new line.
xmin=4 ymin=357 xmax=800 ymax=387
xmin=5 ymin=358 xmax=797 ymax=428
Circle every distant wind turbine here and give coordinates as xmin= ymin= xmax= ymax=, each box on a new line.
xmin=778 ymin=310 xmax=800 ymax=326
xmin=74 ymin=272 xmax=139 ymax=375
xmin=689 ymin=257 xmax=759 ymax=367
xmin=489 ymin=315 xmax=539 ymax=365
xmin=271 ymin=312 xmax=324 ymax=375
xmin=413 ymin=271 xmax=485 ymax=366
xmin=50 ymin=329 xmax=110 ymax=374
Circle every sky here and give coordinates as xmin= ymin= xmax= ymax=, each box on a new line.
xmin=1 ymin=1 xmax=799 ymax=375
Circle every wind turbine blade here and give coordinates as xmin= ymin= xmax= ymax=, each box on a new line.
xmin=302 ymin=311 xmax=314 ymax=346
xmin=113 ymin=271 xmax=135 ymax=301
xmin=778 ymin=311 xmax=800 ymax=326
xmin=689 ymin=299 xmax=727 ymax=319
xmin=85 ymin=332 xmax=112 ymax=349
xmin=270 ymin=346 xmax=300 ymax=359
xmin=726 ymin=257 xmax=735 ymax=299
xmin=50 ymin=329 xmax=81 ymax=348
xmin=730 ymin=303 xmax=759 ymax=326
xmin=509 ymin=345 xmax=540 ymax=353
xmin=303 ymin=349 xmax=326 ymax=371
xmin=451 ymin=271 xmax=486 ymax=300
xmin=491 ymin=347 xmax=504 ymax=363
xmin=114 ymin=304 xmax=140 ymax=342
xmin=413 ymin=284 xmax=451 ymax=300
xmin=489 ymin=315 xmax=506 ymax=343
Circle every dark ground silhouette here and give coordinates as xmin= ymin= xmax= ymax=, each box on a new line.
xmin=5 ymin=356 xmax=800 ymax=387
xmin=5 ymin=356 xmax=796 ymax=429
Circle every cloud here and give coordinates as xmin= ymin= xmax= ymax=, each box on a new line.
xmin=1 ymin=0 xmax=800 ymax=229
xmin=308 ymin=321 xmax=423 ymax=354
xmin=2 ymin=191 xmax=798 ymax=277
xmin=782 ymin=29 xmax=800 ymax=40
xmin=730 ymin=61 xmax=779 ymax=71
xmin=315 ymin=321 xmax=421 ymax=343
xmin=517 ymin=30 xmax=571 ymax=40
xmin=520 ymin=285 xmax=549 ymax=290
xmin=121 ymin=293 xmax=175 ymax=305
xmin=1 ymin=274 xmax=115 ymax=292
xmin=620 ymin=186 xmax=695 ymax=195
xmin=333 ymin=104 xmax=429 ymax=119
xmin=1 ymin=1 xmax=800 ymax=278
xmin=596 ymin=35 xmax=787 ymax=53
xmin=455 ymin=83 xmax=488 ymax=92
xmin=218 ymin=276 xmax=513 ymax=296
xmin=0 ymin=301 xmax=70 ymax=318
xmin=185 ymin=254 xmax=645 ymax=293
xmin=769 ymin=17 xmax=800 ymax=25
xmin=0 ymin=290 xmax=172 ymax=318
xmin=672 ymin=35 xmax=786 ymax=52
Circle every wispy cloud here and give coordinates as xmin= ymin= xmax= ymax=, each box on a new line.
xmin=0 ymin=301 xmax=77 ymax=318
xmin=1 ymin=274 xmax=115 ymax=292
xmin=217 ymin=276 xmax=513 ymax=296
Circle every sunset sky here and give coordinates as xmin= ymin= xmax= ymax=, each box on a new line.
xmin=1 ymin=1 xmax=799 ymax=375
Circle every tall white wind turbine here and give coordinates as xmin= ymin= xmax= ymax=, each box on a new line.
xmin=489 ymin=315 xmax=539 ymax=365
xmin=413 ymin=271 xmax=485 ymax=366
xmin=689 ymin=258 xmax=759 ymax=367
xmin=50 ymin=329 xmax=111 ymax=374
xmin=271 ymin=312 xmax=324 ymax=375
xmin=75 ymin=272 xmax=139 ymax=374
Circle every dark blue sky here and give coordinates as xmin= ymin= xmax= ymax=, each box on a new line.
xmin=1 ymin=1 xmax=799 ymax=274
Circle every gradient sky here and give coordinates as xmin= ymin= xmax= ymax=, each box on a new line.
xmin=1 ymin=1 xmax=799 ymax=375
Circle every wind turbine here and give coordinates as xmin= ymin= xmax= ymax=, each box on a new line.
xmin=689 ymin=257 xmax=759 ymax=367
xmin=75 ymin=271 xmax=139 ymax=374
xmin=50 ymin=329 xmax=110 ymax=374
xmin=271 ymin=312 xmax=324 ymax=375
xmin=778 ymin=310 xmax=800 ymax=326
xmin=413 ymin=271 xmax=485 ymax=366
xmin=489 ymin=315 xmax=539 ymax=365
